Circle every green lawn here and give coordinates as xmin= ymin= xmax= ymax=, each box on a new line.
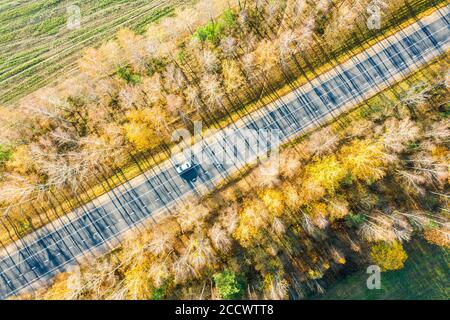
xmin=315 ymin=240 xmax=449 ymax=300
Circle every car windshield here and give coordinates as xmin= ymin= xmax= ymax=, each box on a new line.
xmin=177 ymin=162 xmax=191 ymax=172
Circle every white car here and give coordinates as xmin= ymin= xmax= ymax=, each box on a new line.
xmin=175 ymin=161 xmax=198 ymax=183
xmin=175 ymin=161 xmax=192 ymax=174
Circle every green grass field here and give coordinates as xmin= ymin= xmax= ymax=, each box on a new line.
xmin=0 ymin=0 xmax=189 ymax=106
xmin=315 ymin=240 xmax=449 ymax=300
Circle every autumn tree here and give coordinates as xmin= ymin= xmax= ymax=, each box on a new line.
xmin=117 ymin=28 xmax=148 ymax=73
xmin=305 ymin=127 xmax=339 ymax=157
xmin=254 ymin=39 xmax=279 ymax=75
xmin=304 ymin=155 xmax=346 ymax=194
xmin=41 ymin=273 xmax=76 ymax=300
xmin=381 ymin=118 xmax=420 ymax=153
xmin=222 ymin=60 xmax=246 ymax=93
xmin=339 ymin=139 xmax=387 ymax=184
xmin=200 ymin=74 xmax=225 ymax=111
xmin=234 ymin=198 xmax=270 ymax=247
xmin=186 ymin=233 xmax=217 ymax=274
xmin=123 ymin=107 xmax=170 ymax=151
xmin=370 ymin=241 xmax=408 ymax=271
xmin=176 ymin=200 xmax=211 ymax=233
xmin=260 ymin=188 xmax=286 ymax=217
xmin=423 ymin=227 xmax=450 ymax=248
xmin=262 ymin=274 xmax=289 ymax=300
xmin=209 ymin=223 xmax=232 ymax=254
xmin=327 ymin=197 xmax=350 ymax=221
xmin=123 ymin=258 xmax=152 ymax=299
xmin=213 ymin=270 xmax=245 ymax=300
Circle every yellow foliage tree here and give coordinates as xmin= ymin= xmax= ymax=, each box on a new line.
xmin=310 ymin=202 xmax=328 ymax=217
xmin=6 ymin=145 xmax=35 ymax=175
xmin=123 ymin=258 xmax=152 ymax=299
xmin=42 ymin=273 xmax=72 ymax=300
xmin=254 ymin=39 xmax=278 ymax=74
xmin=123 ymin=108 xmax=169 ymax=151
xmin=304 ymin=155 xmax=346 ymax=194
xmin=124 ymin=121 xmax=158 ymax=151
xmin=79 ymin=48 xmax=109 ymax=79
xmin=117 ymin=28 xmax=147 ymax=72
xmin=222 ymin=60 xmax=246 ymax=93
xmin=281 ymin=182 xmax=303 ymax=210
xmin=340 ymin=139 xmax=387 ymax=183
xmin=79 ymin=40 xmax=122 ymax=79
xmin=260 ymin=188 xmax=286 ymax=217
xmin=370 ymin=241 xmax=408 ymax=271
xmin=234 ymin=199 xmax=269 ymax=247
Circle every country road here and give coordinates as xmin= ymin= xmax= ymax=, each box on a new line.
xmin=0 ymin=5 xmax=449 ymax=300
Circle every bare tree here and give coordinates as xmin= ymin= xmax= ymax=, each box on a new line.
xmin=201 ymin=50 xmax=220 ymax=74
xmin=382 ymin=118 xmax=420 ymax=153
xmin=306 ymin=127 xmax=339 ymax=157
xmin=176 ymin=200 xmax=210 ymax=233
xmin=425 ymin=120 xmax=450 ymax=142
xmin=209 ymin=223 xmax=232 ymax=253
xmin=220 ymin=36 xmax=237 ymax=58
xmin=146 ymin=232 xmax=175 ymax=257
xmin=263 ymin=276 xmax=289 ymax=300
xmin=200 ymin=74 xmax=224 ymax=110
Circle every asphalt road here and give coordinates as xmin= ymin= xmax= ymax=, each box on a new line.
xmin=0 ymin=5 xmax=449 ymax=299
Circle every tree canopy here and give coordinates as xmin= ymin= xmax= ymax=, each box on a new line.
xmin=370 ymin=241 xmax=408 ymax=271
xmin=213 ymin=270 xmax=245 ymax=300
